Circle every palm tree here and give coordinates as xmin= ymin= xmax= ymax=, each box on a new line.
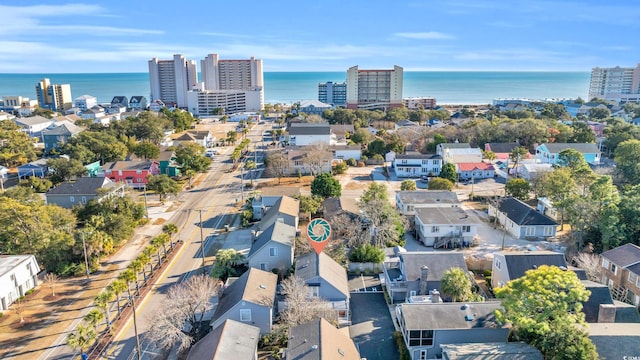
xmin=244 ymin=160 xmax=256 ymax=186
xmin=142 ymin=245 xmax=157 ymax=276
xmin=67 ymin=324 xmax=97 ymax=358
xmin=151 ymin=234 xmax=169 ymax=265
xmin=440 ymin=267 xmax=472 ymax=302
xmin=94 ymin=291 xmax=115 ymax=331
xmin=107 ymin=279 xmax=128 ymax=315
xmin=118 ymin=269 xmax=138 ymax=299
xmin=83 ymin=308 xmax=105 ymax=334
xmin=129 ymin=258 xmax=146 ymax=285
xmin=162 ymin=223 xmax=178 ymax=250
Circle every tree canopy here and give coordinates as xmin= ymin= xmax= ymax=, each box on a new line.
xmin=428 ymin=178 xmax=454 ymax=191
xmin=311 ymin=173 xmax=342 ymax=199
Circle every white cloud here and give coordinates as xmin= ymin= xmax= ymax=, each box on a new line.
xmin=0 ymin=4 xmax=104 ymax=17
xmin=393 ymin=32 xmax=455 ymax=40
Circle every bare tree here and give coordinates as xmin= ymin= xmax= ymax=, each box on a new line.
xmin=265 ymin=151 xmax=289 ymax=184
xmin=146 ymin=275 xmax=221 ymax=352
xmin=13 ymin=298 xmax=26 ymax=322
xmin=279 ymin=275 xmax=337 ymax=327
xmin=329 ymin=214 xmax=370 ymax=248
xmin=302 ymin=143 xmax=332 ymax=176
xmin=573 ymin=252 xmax=602 ymax=282
xmin=44 ymin=273 xmax=59 ymax=297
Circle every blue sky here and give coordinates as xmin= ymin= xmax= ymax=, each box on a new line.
xmin=1 ymin=0 xmax=639 ymax=73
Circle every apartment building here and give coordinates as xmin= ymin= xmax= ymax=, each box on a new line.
xmin=346 ymin=65 xmax=403 ymax=110
xmin=318 ymin=81 xmax=347 ymax=106
xmin=601 ymin=243 xmax=640 ymax=307
xmin=74 ymin=95 xmax=98 ymax=111
xmin=148 ymin=54 xmax=198 ymax=108
xmin=35 ymin=78 xmax=72 ymax=111
xmin=589 ymin=64 xmax=640 ymax=103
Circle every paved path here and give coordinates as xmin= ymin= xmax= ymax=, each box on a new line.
xmin=349 ymin=293 xmax=399 ymax=360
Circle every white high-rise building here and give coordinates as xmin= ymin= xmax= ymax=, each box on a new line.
xmin=346 ymin=65 xmax=403 ymax=110
xmin=589 ymin=64 xmax=640 ymax=103
xmin=148 ymin=54 xmax=197 ymax=108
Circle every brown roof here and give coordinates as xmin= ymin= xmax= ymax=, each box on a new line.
xmin=278 ymin=195 xmax=301 ymax=217
xmin=286 ymin=318 xmax=360 ymax=360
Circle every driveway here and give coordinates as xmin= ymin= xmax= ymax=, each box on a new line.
xmin=349 ymin=293 xmax=399 ymax=360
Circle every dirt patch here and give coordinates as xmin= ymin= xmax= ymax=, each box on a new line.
xmin=344 ymin=182 xmax=368 ymax=190
xmin=152 ymin=218 xmax=167 ymax=225
xmin=166 ymin=201 xmax=183 ymax=212
xmin=257 ymin=176 xmax=313 ymax=189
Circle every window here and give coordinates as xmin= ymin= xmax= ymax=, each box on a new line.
xmin=602 ymin=259 xmax=610 ymax=270
xmin=81 ymin=196 xmax=87 ymax=204
xmin=269 ymin=247 xmax=277 ymax=257
xmin=136 ymin=170 xmax=142 ymax=174
xmin=310 ymin=286 xmax=320 ymax=297
xmin=611 ymin=263 xmax=618 ymax=275
xmin=70 ymin=196 xmax=75 ymax=203
xmin=260 ymin=263 xmax=267 ymax=271
xmin=462 ymin=225 xmax=471 ymax=233
xmin=239 ymin=309 xmax=251 ymax=322
xmin=431 ymin=226 xmax=439 ymax=233
xmin=496 ymin=259 xmax=501 ymax=270
xmin=409 ymin=329 xmax=433 ymax=347
xmin=629 ymin=273 xmax=638 ymax=285
xmin=525 ymin=227 xmax=535 ymax=236
xmin=544 ymin=226 xmax=554 ymax=236
xmin=420 ymin=350 xmax=427 ymax=360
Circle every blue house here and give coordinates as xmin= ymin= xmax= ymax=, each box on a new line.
xmin=535 ymin=143 xmax=601 ymax=165
xmin=18 ymin=159 xmax=49 ymax=179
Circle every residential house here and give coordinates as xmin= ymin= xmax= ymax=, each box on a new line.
xmin=13 ymin=115 xmax=54 ymax=139
xmin=589 ymin=323 xmax=640 ymax=360
xmin=73 ymin=95 xmax=97 ymax=111
xmin=247 ymin=221 xmax=296 ymax=273
xmin=0 ymin=166 xmax=8 ymax=181
xmin=42 ymin=121 xmax=84 ymax=153
xmin=535 ymin=143 xmax=601 ymax=165
xmin=84 ymin=161 xmax=101 ymax=177
xmin=456 ymin=162 xmax=495 ymax=180
xmin=393 ymin=153 xmax=443 ymax=178
xmin=383 ymin=250 xmax=468 ymax=303
xmin=17 ymin=159 xmax=49 ymax=179
xmin=517 ymin=163 xmax=553 ymax=181
xmin=436 ymin=143 xmax=483 ymax=164
xmin=536 ymin=197 xmax=559 ymax=220
xmin=488 ymin=197 xmax=558 ymax=240
xmin=285 ymin=318 xmax=361 ymax=360
xmin=484 ymin=142 xmax=527 ymax=161
xmin=251 ymin=189 xmax=301 ymax=220
xmin=295 ymin=252 xmax=350 ymax=325
xmin=331 ymin=145 xmax=361 ymax=161
xmin=288 ymin=122 xmax=331 ymax=146
xmin=440 ymin=342 xmax=542 ymax=360
xmin=396 ymin=302 xmax=509 ymax=360
xmin=600 ymin=243 xmax=640 ymax=306
xmin=106 ymin=103 xmax=127 ymax=115
xmin=298 ymin=100 xmax=332 ymax=115
xmin=329 ymin=124 xmax=354 ymax=144
xmin=322 ymin=196 xmax=359 ymax=222
xmin=285 ymin=147 xmax=332 ymax=176
xmin=111 ymin=96 xmax=129 ymax=108
xmin=99 ymin=160 xmax=160 ymax=189
xmin=395 ymin=190 xmax=460 ymax=217
xmin=210 ymin=268 xmax=277 ymax=335
xmin=257 ymin=195 xmax=299 ymax=231
xmin=157 ymin=151 xmax=181 ymax=177
xmin=0 ymin=111 xmax=15 ymax=121
xmin=45 ymin=177 xmax=126 ymax=209
xmin=0 ymin=255 xmax=41 ymax=311
xmin=580 ymin=280 xmax=640 ymax=323
xmin=128 ymin=96 xmax=148 ymax=110
xmin=149 ymin=99 xmax=166 ymax=112
xmin=414 ymin=207 xmax=478 ymax=248
xmin=173 ymin=130 xmax=215 ymax=148
xmin=187 ymin=319 xmax=260 ymax=360
xmin=491 ymin=251 xmax=568 ymax=289
xmin=395 ymin=119 xmax=419 ymax=130
xmin=81 ymin=106 xmax=106 ymax=120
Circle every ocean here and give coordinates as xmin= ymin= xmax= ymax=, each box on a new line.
xmin=0 ymin=71 xmax=590 ymax=105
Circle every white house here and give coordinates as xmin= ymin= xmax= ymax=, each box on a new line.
xmin=395 ymin=191 xmax=460 ymax=217
xmin=436 ymin=143 xmax=483 ymax=163
xmin=298 ymin=100 xmax=332 ymax=115
xmin=81 ymin=106 xmax=106 ymax=120
xmin=288 ymin=122 xmax=332 ymax=146
xmin=73 ymin=95 xmax=97 ymax=111
xmin=414 ymin=207 xmax=478 ymax=248
xmin=488 ymin=197 xmax=558 ymax=240
xmin=13 ymin=116 xmax=55 ymax=139
xmin=0 ymin=255 xmax=41 ymax=311
xmin=393 ymin=153 xmax=443 ymax=178
xmin=518 ymin=163 xmax=553 ymax=181
xmin=332 ymin=145 xmax=361 ymax=161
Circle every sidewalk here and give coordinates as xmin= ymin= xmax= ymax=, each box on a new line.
xmin=0 ymin=201 xmax=172 ymax=360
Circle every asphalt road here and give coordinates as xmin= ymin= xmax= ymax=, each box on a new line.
xmin=106 ymin=123 xmax=271 ymax=360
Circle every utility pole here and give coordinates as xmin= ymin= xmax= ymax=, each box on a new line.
xmin=142 ymin=184 xmax=149 ymax=219
xmin=198 ymin=209 xmax=206 ymax=272
xmin=81 ymin=232 xmax=90 ymax=279
xmin=130 ymin=294 xmax=142 ymax=360
xmin=240 ymin=163 xmax=245 ymax=203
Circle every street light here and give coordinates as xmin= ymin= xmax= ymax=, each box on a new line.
xmin=128 ymin=294 xmax=142 ymax=360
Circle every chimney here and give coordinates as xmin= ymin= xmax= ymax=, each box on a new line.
xmin=419 ymin=266 xmax=429 ymax=295
xmin=430 ymin=289 xmax=441 ymax=303
xmin=598 ymin=304 xmax=616 ymax=323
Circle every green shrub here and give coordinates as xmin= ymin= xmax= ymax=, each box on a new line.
xmin=372 ymin=154 xmax=384 ymax=161
xmin=393 ymin=331 xmax=410 ymax=360
xmin=332 ymin=162 xmax=348 ymax=174
xmin=241 ymin=209 xmax=253 ymax=227
xmin=349 ymin=244 xmax=385 ymax=263
xmin=0 ymin=312 xmax=3 ymax=318
xmin=25 ymin=289 xmax=34 ymax=296
xmin=346 ymin=158 xmax=357 ymax=166
xmin=483 ymin=269 xmax=492 ymax=277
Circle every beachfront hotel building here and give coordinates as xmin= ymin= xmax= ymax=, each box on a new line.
xmin=403 ymin=97 xmax=437 ymax=109
xmin=35 ymin=78 xmax=72 ymax=111
xmin=148 ymin=54 xmax=198 ymax=108
xmin=186 ymin=54 xmax=264 ymax=115
xmin=318 ymin=81 xmax=347 ymax=106
xmin=589 ymin=64 xmax=640 ymax=103
xmin=346 ymin=65 xmax=403 ymax=110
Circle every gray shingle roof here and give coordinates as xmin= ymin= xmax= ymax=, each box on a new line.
xmin=288 ymin=122 xmax=331 ymax=136
xmin=396 ymin=153 xmax=442 ymax=160
xmin=286 ymin=318 xmax=360 ymax=360
xmin=42 ymin=123 xmax=83 ymax=136
xmin=399 ymin=252 xmax=468 ymax=282
xmin=14 ymin=115 xmax=52 ymax=126
xmin=295 ymin=252 xmax=349 ymax=298
xmin=212 ymin=268 xmax=277 ymax=321
xmin=398 ymin=302 xmax=503 ymax=330
xmin=414 ymin=207 xmax=476 ymax=225
xmin=248 ymin=221 xmax=296 ymax=257
xmin=486 ymin=143 xmax=522 ymax=154
xmin=541 ymin=143 xmax=600 ymax=154
xmin=186 ymin=319 xmax=260 ymax=360
xmin=396 ymin=190 xmax=459 ymax=206
xmin=501 ymin=251 xmax=567 ymax=280
xmin=440 ymin=342 xmax=542 ymax=360
xmin=46 ymin=177 xmax=113 ymax=196
xmin=589 ymin=323 xmax=640 ymax=360
xmin=580 ymin=280 xmax=614 ymax=323
xmin=495 ymin=197 xmax=558 ymax=226
xmin=439 ymin=143 xmax=471 ymax=149
xmin=601 ymin=243 xmax=640 ymax=267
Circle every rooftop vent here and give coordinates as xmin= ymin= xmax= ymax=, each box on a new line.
xmin=338 ymin=348 xmax=345 ymax=356
xmin=259 ymin=284 xmax=266 ymax=289
xmin=465 ymin=314 xmax=475 ymax=321
xmin=311 ymin=345 xmax=318 ymax=351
